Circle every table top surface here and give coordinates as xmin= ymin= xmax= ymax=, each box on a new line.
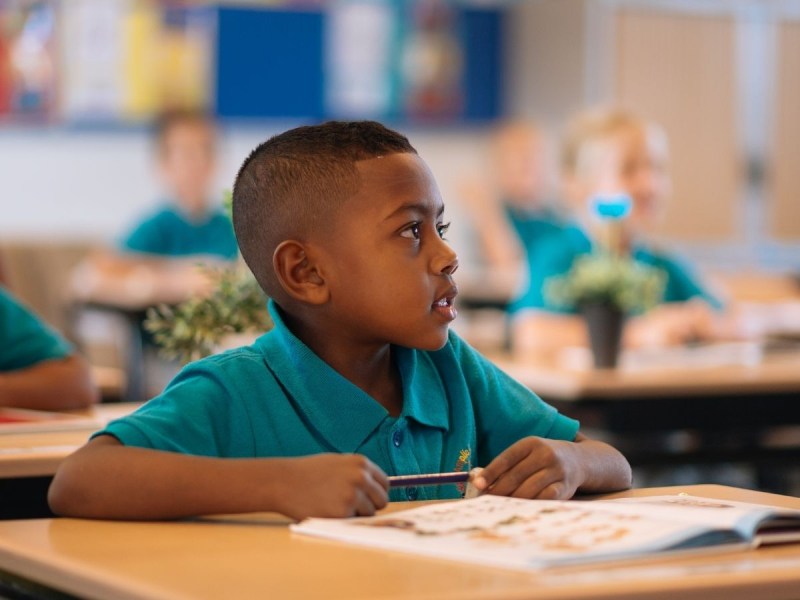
xmin=489 ymin=344 xmax=800 ymax=400
xmin=0 ymin=485 xmax=799 ymax=600
xmin=0 ymin=403 xmax=139 ymax=478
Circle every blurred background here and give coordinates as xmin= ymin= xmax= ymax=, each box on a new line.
xmin=2 ymin=0 xmax=799 ymax=264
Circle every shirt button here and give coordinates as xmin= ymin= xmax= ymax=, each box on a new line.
xmin=406 ymin=487 xmax=418 ymax=501
xmin=392 ymin=429 xmax=403 ymax=447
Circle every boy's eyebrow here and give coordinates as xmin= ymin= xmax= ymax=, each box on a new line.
xmin=384 ymin=202 xmax=445 ymax=221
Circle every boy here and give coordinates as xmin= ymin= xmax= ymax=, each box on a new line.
xmin=49 ymin=121 xmax=631 ymax=521
xmin=72 ymin=110 xmax=237 ymax=308
xmin=511 ymin=108 xmax=724 ymax=355
xmin=459 ymin=120 xmax=564 ymax=299
xmin=0 ymin=286 xmax=98 ymax=410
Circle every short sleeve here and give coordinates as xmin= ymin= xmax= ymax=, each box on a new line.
xmin=95 ymin=358 xmax=257 ymax=458
xmin=447 ymin=333 xmax=579 ymax=466
xmin=0 ymin=287 xmax=72 ymax=372
xmin=657 ymin=253 xmax=724 ymax=310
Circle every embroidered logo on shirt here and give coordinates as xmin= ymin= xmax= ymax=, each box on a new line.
xmin=453 ymin=448 xmax=471 ymax=495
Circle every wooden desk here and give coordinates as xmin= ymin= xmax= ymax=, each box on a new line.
xmin=0 ymin=403 xmax=140 ymax=520
xmin=0 ymin=403 xmax=139 ymax=479
xmin=0 ymin=485 xmax=799 ymax=600
xmin=490 ymin=348 xmax=800 ymax=476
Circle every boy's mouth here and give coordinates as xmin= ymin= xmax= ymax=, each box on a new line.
xmin=432 ymin=287 xmax=459 ymax=321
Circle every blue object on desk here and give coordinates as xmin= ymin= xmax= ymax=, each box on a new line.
xmin=590 ymin=193 xmax=633 ymax=220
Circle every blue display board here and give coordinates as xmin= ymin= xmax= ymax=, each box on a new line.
xmin=214 ymin=4 xmax=504 ymax=122
xmin=215 ymin=7 xmax=325 ymax=120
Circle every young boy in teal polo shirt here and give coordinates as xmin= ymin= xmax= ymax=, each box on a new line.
xmin=119 ymin=110 xmax=238 ymax=261
xmin=0 ymin=286 xmax=98 ymax=409
xmin=49 ymin=121 xmax=631 ymax=521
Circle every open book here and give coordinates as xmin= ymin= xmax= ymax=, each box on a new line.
xmin=291 ymin=494 xmax=800 ymax=571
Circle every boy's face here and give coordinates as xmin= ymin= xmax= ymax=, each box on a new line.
xmin=493 ymin=125 xmax=547 ymax=206
xmin=579 ymin=127 xmax=670 ymax=235
xmin=317 ymin=152 xmax=459 ymax=352
xmin=158 ymin=120 xmax=217 ymax=214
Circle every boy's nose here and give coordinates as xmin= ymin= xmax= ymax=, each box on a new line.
xmin=435 ymin=247 xmax=459 ymax=276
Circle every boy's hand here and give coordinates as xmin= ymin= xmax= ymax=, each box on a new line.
xmin=471 ymin=437 xmax=582 ymax=500
xmin=273 ymin=454 xmax=389 ymax=521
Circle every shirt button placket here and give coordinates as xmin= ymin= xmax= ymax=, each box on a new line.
xmin=392 ymin=429 xmax=403 ymax=448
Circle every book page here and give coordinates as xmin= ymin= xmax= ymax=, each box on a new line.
xmin=292 ymin=495 xmax=751 ymax=571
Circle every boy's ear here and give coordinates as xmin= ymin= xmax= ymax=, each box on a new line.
xmin=272 ymin=240 xmax=329 ymax=305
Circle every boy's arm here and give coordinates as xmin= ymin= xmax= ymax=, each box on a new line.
xmin=0 ymin=354 xmax=99 ymax=410
xmin=48 ymin=435 xmax=389 ymax=521
xmin=472 ymin=432 xmax=632 ymax=500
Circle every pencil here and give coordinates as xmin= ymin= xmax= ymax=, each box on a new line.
xmin=388 ymin=472 xmax=471 ymax=488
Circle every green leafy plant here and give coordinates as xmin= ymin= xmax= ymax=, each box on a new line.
xmin=544 ymin=254 xmax=666 ymax=314
xmin=144 ymin=265 xmax=271 ymax=363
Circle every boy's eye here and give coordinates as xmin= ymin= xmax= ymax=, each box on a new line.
xmin=437 ymin=222 xmax=451 ymax=239
xmin=400 ymin=223 xmax=421 ymax=240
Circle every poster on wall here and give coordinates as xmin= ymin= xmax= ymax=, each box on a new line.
xmin=0 ymin=0 xmax=57 ymax=121
xmin=61 ymin=0 xmax=212 ymax=123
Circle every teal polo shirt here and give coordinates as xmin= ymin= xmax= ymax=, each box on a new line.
xmin=510 ymin=224 xmax=723 ymax=315
xmin=121 ymin=205 xmax=239 ymax=260
xmin=503 ymin=204 xmax=564 ymax=257
xmin=0 ymin=286 xmax=72 ymax=372
xmin=98 ymin=301 xmax=579 ymax=501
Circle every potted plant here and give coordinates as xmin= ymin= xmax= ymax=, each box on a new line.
xmin=144 ymin=264 xmax=272 ymax=363
xmin=544 ymin=253 xmax=666 ymax=368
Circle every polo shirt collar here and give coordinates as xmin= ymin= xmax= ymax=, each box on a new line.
xmin=256 ymin=301 xmax=447 ymax=453
xmin=394 ymin=345 xmax=449 ymax=431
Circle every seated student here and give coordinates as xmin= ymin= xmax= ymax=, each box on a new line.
xmin=48 ymin=121 xmax=632 ymax=521
xmin=72 ymin=109 xmax=238 ymax=308
xmin=459 ymin=119 xmax=564 ymax=297
xmin=511 ymin=108 xmax=725 ymax=355
xmin=0 ymin=286 xmax=98 ymax=410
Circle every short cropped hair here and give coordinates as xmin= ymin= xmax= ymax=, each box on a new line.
xmin=560 ymin=108 xmax=666 ymax=180
xmin=232 ymin=120 xmax=417 ymax=298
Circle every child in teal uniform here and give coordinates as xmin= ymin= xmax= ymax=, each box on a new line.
xmin=73 ymin=110 xmax=237 ymax=308
xmin=120 ymin=110 xmax=237 ymax=260
xmin=0 ymin=286 xmax=98 ymax=410
xmin=459 ymin=120 xmax=564 ymax=298
xmin=49 ymin=121 xmax=631 ymax=521
xmin=512 ymin=108 xmax=724 ymax=355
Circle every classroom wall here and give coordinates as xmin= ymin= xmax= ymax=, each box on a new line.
xmin=2 ymin=1 xmax=798 ymax=273
xmin=0 ymin=125 xmax=490 ymax=265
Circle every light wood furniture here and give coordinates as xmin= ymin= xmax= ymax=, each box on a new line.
xmin=489 ymin=347 xmax=800 ymax=474
xmin=0 ymin=485 xmax=799 ymax=600
xmin=490 ymin=346 xmax=800 ymax=401
xmin=0 ymin=403 xmax=139 ymax=479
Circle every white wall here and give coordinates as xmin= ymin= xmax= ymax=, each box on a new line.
xmin=0 ymin=124 xmax=492 ymax=262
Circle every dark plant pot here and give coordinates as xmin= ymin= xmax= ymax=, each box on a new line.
xmin=581 ymin=303 xmax=626 ymax=369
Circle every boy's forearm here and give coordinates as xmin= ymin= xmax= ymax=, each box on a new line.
xmin=573 ymin=438 xmax=633 ymax=493
xmin=49 ymin=438 xmax=293 ymax=520
xmin=0 ymin=356 xmax=99 ymax=410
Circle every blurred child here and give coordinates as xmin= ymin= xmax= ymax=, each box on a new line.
xmin=1 ymin=286 xmax=98 ymax=410
xmin=72 ymin=110 xmax=237 ymax=308
xmin=459 ymin=120 xmax=563 ymax=296
xmin=49 ymin=121 xmax=631 ymax=521
xmin=511 ymin=108 xmax=724 ymax=356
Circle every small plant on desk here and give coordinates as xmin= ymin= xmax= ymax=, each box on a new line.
xmin=144 ymin=265 xmax=271 ymax=363
xmin=544 ymin=254 xmax=666 ymax=368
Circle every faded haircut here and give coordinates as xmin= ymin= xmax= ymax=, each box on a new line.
xmin=232 ymin=121 xmax=417 ymax=297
